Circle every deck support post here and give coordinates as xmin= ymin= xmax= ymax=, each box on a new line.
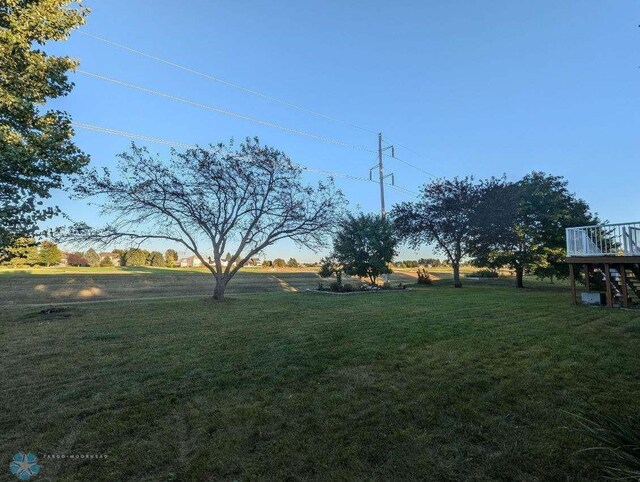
xmin=619 ymin=264 xmax=630 ymax=308
xmin=569 ymin=263 xmax=577 ymax=305
xmin=604 ymin=263 xmax=613 ymax=308
xmin=583 ymin=264 xmax=590 ymax=291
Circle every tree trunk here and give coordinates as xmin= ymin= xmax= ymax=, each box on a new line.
xmin=515 ymin=266 xmax=524 ymax=288
xmin=213 ymin=278 xmax=227 ymax=300
xmin=453 ymin=264 xmax=462 ymax=288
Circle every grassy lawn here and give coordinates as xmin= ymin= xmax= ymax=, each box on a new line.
xmin=0 ymin=268 xmax=423 ymax=304
xmin=1 ymin=277 xmax=639 ymax=480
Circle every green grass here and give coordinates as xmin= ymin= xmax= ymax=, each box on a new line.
xmin=1 ymin=277 xmax=639 ymax=480
xmin=0 ymin=269 xmax=422 ymax=304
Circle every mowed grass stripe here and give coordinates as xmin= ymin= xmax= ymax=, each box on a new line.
xmin=1 ymin=280 xmax=639 ymax=480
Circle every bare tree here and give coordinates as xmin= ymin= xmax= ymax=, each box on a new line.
xmin=69 ymin=138 xmax=346 ymax=300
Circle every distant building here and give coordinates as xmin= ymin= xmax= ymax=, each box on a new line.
xmin=59 ymin=252 xmax=69 ymax=266
xmin=177 ymin=255 xmax=242 ymax=268
xmin=178 ymin=255 xmax=203 ymax=268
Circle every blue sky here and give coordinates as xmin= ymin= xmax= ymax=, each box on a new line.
xmin=46 ymin=0 xmax=639 ymax=262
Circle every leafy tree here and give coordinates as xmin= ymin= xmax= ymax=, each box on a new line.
xmin=38 ymin=240 xmax=62 ymax=266
xmin=392 ymin=177 xmax=488 ymax=288
xmin=272 ymin=258 xmax=286 ymax=268
xmin=123 ymin=248 xmax=148 ymax=267
xmin=262 ymin=260 xmax=272 ymax=268
xmin=165 ymin=249 xmax=178 ymax=267
xmin=331 ymin=213 xmax=397 ymax=285
xmin=148 ymin=251 xmax=165 ymax=267
xmin=2 ymin=236 xmax=39 ymax=266
xmin=472 ymin=172 xmax=596 ymax=288
xmin=287 ymin=257 xmax=299 ymax=268
xmin=69 ymin=138 xmax=345 ymax=300
xmin=0 ymin=1 xmax=89 ymax=246
xmin=85 ymin=247 xmax=100 ymax=267
xmin=99 ymin=255 xmax=113 ymax=267
xmin=224 ymin=252 xmax=232 ymax=262
xmin=67 ymin=251 xmax=88 ymax=266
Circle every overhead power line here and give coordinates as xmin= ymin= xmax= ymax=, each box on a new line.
xmin=76 ymin=69 xmax=376 ymax=154
xmin=72 ymin=122 xmax=196 ymax=150
xmin=70 ymin=121 xmax=415 ymax=197
xmin=384 ymin=152 xmax=439 ymax=179
xmin=78 ymin=31 xmax=378 ymax=135
xmin=77 ymin=31 xmax=438 ymax=180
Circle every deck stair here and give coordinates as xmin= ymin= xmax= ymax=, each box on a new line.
xmin=592 ymin=265 xmax=640 ymax=305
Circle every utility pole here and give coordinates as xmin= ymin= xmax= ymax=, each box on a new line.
xmin=370 ymin=132 xmax=395 ymax=218
xmin=378 ymin=132 xmax=385 ymax=217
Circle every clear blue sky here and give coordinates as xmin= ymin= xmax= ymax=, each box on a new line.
xmin=46 ymin=0 xmax=639 ymax=262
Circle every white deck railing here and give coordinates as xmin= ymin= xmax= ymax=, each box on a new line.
xmin=566 ymin=222 xmax=640 ymax=257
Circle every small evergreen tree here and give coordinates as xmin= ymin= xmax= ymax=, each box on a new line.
xmin=38 ymin=240 xmax=62 ymax=266
xmin=273 ymin=258 xmax=286 ymax=268
xmin=287 ymin=257 xmax=299 ymax=268
xmin=85 ymin=248 xmax=100 ymax=267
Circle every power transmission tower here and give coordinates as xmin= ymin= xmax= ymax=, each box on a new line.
xmin=370 ymin=132 xmax=395 ymax=217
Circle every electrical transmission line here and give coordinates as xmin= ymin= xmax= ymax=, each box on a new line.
xmin=71 ymin=121 xmax=415 ymax=197
xmin=77 ymin=70 xmax=376 ymax=154
xmin=79 ymin=31 xmax=378 ymax=135
xmin=77 ymin=31 xmax=438 ymax=178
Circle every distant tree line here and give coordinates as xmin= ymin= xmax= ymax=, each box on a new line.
xmin=66 ymin=248 xmax=180 ymax=268
xmin=260 ymin=258 xmax=316 ymax=268
xmin=0 ymin=237 xmax=182 ymax=269
xmin=393 ymin=258 xmax=445 ymax=268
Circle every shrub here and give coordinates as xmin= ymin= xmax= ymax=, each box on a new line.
xmin=329 ymin=281 xmax=341 ymax=292
xmin=328 ymin=282 xmax=353 ymax=293
xmin=467 ymin=269 xmax=499 ymax=278
xmin=416 ymin=267 xmax=433 ymax=285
